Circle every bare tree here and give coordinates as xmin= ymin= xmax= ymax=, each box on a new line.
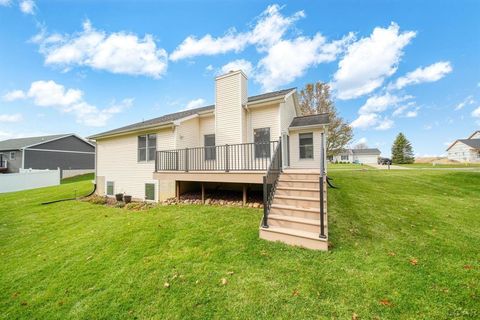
xmin=299 ymin=82 xmax=353 ymax=156
xmin=354 ymin=143 xmax=368 ymax=149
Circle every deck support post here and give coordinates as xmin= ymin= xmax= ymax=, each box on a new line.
xmin=242 ymin=184 xmax=247 ymax=206
xmin=176 ymin=181 xmax=180 ymax=201
xmin=201 ymin=183 xmax=205 ymax=204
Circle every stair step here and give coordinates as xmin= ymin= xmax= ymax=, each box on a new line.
xmin=269 ymin=214 xmax=320 ymax=226
xmin=279 ymin=179 xmax=319 ymax=183
xmin=271 ymin=204 xmax=320 ymax=213
xmin=275 ymin=195 xmax=319 ymax=202
xmin=277 ymin=187 xmax=320 ymax=192
xmin=259 ymin=226 xmax=328 ymax=251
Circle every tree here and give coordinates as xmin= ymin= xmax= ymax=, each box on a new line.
xmin=299 ymin=82 xmax=353 ymax=157
xmin=391 ymin=133 xmax=414 ymax=164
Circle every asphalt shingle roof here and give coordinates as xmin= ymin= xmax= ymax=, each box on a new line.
xmin=351 ymin=148 xmax=381 ymax=155
xmin=0 ymin=134 xmax=70 ymax=151
xmin=89 ymin=88 xmax=296 ymax=139
xmin=458 ymin=139 xmax=480 ymax=149
xmin=289 ymin=113 xmax=329 ymax=128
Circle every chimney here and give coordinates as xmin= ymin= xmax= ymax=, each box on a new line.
xmin=214 ymin=70 xmax=248 ymax=145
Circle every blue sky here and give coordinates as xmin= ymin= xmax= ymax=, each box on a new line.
xmin=0 ymin=0 xmax=479 ymax=156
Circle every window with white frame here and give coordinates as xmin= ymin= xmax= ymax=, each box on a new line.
xmin=9 ymin=152 xmax=15 ymax=160
xmin=138 ymin=134 xmax=157 ymax=162
xmin=341 ymin=155 xmax=349 ymax=161
xmin=299 ymin=133 xmax=314 ymax=159
xmin=254 ymin=128 xmax=270 ymax=158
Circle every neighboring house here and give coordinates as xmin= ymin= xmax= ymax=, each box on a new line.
xmin=0 ymin=134 xmax=95 ymax=176
xmin=89 ymin=70 xmax=330 ymax=250
xmin=329 ymin=148 xmax=381 ymax=164
xmin=446 ymin=130 xmax=480 ymax=162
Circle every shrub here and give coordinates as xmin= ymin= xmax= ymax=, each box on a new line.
xmin=87 ymin=195 xmax=107 ymax=205
xmin=115 ymin=201 xmax=126 ymax=208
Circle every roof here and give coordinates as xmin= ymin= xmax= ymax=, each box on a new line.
xmin=0 ymin=134 xmax=71 ymax=151
xmin=289 ymin=113 xmax=329 ymax=128
xmin=457 ymin=139 xmax=480 ymax=149
xmin=351 ymin=148 xmax=381 ymax=155
xmin=89 ymin=87 xmax=296 ymax=140
xmin=468 ymin=130 xmax=480 ymax=139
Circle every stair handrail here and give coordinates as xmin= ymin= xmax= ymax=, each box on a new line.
xmin=262 ymin=137 xmax=282 ymax=228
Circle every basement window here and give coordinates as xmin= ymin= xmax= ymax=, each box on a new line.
xmin=145 ymin=183 xmax=155 ymax=201
xmin=299 ymin=133 xmax=313 ymax=159
xmin=106 ymin=181 xmax=114 ymax=196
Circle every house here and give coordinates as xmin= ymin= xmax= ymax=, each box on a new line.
xmin=89 ymin=70 xmax=330 ymax=250
xmin=329 ymin=148 xmax=381 ymax=164
xmin=0 ymin=134 xmax=95 ymax=177
xmin=446 ymin=130 xmax=480 ymax=162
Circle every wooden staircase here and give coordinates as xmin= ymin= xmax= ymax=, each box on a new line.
xmin=259 ymin=171 xmax=328 ymax=251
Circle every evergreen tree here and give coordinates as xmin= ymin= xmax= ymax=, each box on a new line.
xmin=299 ymin=82 xmax=353 ymax=157
xmin=391 ymin=133 xmax=414 ymax=164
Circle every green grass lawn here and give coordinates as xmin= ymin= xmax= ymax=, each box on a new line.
xmin=1 ymin=171 xmax=479 ymax=319
xmin=327 ymin=163 xmax=371 ymax=170
xmin=399 ymin=163 xmax=480 ymax=169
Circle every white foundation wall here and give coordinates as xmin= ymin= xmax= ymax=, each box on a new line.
xmin=288 ymin=129 xmax=324 ymax=169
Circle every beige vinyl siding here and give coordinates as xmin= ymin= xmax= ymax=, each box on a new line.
xmin=289 ymin=129 xmax=324 ymax=169
xmin=215 ymin=71 xmax=246 ymax=145
xmin=96 ymin=128 xmax=174 ymax=200
xmin=447 ymin=141 xmax=479 ymax=162
xmin=354 ymin=154 xmax=379 ymax=164
xmin=279 ymin=93 xmax=297 ymax=134
xmin=176 ymin=117 xmax=200 ymax=149
xmin=199 ymin=115 xmax=215 ymax=143
xmin=247 ymin=104 xmax=280 ymax=142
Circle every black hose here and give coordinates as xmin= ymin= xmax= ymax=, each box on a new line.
xmin=41 ymin=183 xmax=97 ymax=205
xmin=326 ymin=176 xmax=338 ymax=189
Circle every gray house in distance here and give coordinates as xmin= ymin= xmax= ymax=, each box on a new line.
xmin=0 ymin=134 xmax=95 ymax=175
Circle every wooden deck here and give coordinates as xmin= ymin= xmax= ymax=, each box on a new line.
xmin=153 ymin=170 xmax=265 ymax=184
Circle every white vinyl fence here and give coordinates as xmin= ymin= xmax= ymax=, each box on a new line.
xmin=0 ymin=168 xmax=61 ymax=193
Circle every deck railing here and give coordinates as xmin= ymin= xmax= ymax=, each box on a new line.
xmin=0 ymin=159 xmax=7 ymax=169
xmin=156 ymin=141 xmax=279 ymax=172
xmin=261 ymin=139 xmax=282 ymax=228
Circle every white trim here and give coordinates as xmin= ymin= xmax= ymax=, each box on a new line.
xmin=173 ymin=113 xmax=199 ymax=126
xmin=89 ymin=123 xmax=174 ymax=141
xmin=25 ymin=148 xmax=95 ymax=154
xmin=144 ymin=180 xmax=159 ymax=202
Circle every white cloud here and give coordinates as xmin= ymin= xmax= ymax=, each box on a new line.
xmin=391 ymin=61 xmax=452 ymax=90
xmin=0 ymin=0 xmax=11 ymax=6
xmin=7 ymin=80 xmax=132 ymax=127
xmin=220 ymin=59 xmax=254 ymax=77
xmin=170 ymin=4 xmax=304 ymax=61
xmin=3 ymin=89 xmax=26 ymax=101
xmin=0 ymin=113 xmax=23 ymax=122
xmin=351 ymin=113 xmax=394 ymax=130
xmin=332 ymin=23 xmax=416 ymax=100
xmin=454 ymin=95 xmax=475 ymax=110
xmin=255 ymin=33 xmax=353 ymax=91
xmin=472 ymin=106 xmax=480 ymax=118
xmin=351 ymin=113 xmax=379 ymax=129
xmin=405 ymin=109 xmax=418 ymax=118
xmin=184 ymin=98 xmax=206 ymax=110
xmin=359 ymin=93 xmax=411 ymax=115
xmin=205 ymin=64 xmax=214 ymax=71
xmin=33 ymin=20 xmax=168 ymax=78
xmin=356 ymin=137 xmax=368 ymax=145
xmin=375 ymin=118 xmax=394 ymax=130
xmin=19 ymin=0 xmax=35 ymax=14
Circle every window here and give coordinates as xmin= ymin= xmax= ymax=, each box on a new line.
xmin=138 ymin=134 xmax=157 ymax=162
xmin=9 ymin=152 xmax=15 ymax=160
xmin=341 ymin=155 xmax=349 ymax=161
xmin=106 ymin=181 xmax=114 ymax=196
xmin=145 ymin=183 xmax=155 ymax=201
xmin=254 ymin=128 xmax=270 ymax=158
xmin=299 ymin=133 xmax=314 ymax=159
xmin=204 ymin=134 xmax=216 ymax=160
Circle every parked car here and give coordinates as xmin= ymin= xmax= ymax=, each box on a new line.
xmin=378 ymin=157 xmax=392 ymax=165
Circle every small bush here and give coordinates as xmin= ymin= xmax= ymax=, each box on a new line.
xmin=87 ymin=195 xmax=107 ymax=205
xmin=125 ymin=202 xmax=145 ymax=211
xmin=115 ymin=201 xmax=126 ymax=208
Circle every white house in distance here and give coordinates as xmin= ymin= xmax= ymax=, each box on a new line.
xmin=89 ymin=70 xmax=331 ymax=250
xmin=446 ymin=130 xmax=480 ymax=162
xmin=329 ymin=148 xmax=381 ymax=164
